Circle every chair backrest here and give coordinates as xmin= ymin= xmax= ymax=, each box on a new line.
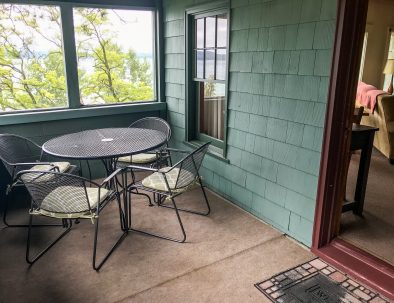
xmin=352 ymin=106 xmax=364 ymax=125
xmin=17 ymin=170 xmax=93 ymax=214
xmin=0 ymin=134 xmax=42 ymax=176
xmin=173 ymin=142 xmax=210 ymax=189
xmin=129 ymin=117 xmax=171 ymax=141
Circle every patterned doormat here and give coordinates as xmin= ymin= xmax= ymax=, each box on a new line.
xmin=255 ymin=258 xmax=391 ymax=303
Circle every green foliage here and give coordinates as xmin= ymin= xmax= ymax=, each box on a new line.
xmin=0 ymin=5 xmax=67 ymax=111
xmin=204 ymin=76 xmax=216 ymax=97
xmin=0 ymin=5 xmax=154 ymax=112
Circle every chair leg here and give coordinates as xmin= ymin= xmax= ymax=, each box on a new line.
xmin=128 ymin=191 xmax=186 ymax=243
xmin=159 ymin=181 xmax=211 ymax=216
xmin=118 ymin=196 xmax=127 ymax=231
xmin=131 ymin=189 xmax=153 ymax=207
xmin=26 ymin=216 xmax=72 ymax=265
xmin=199 ymin=182 xmax=211 ymax=215
xmin=92 ymin=195 xmax=128 ymax=271
xmin=153 ymin=193 xmax=163 ymax=205
xmin=127 ymin=169 xmax=153 ymax=207
xmin=2 ymin=194 xmax=12 ymax=227
xmin=3 ymin=194 xmax=62 ymax=228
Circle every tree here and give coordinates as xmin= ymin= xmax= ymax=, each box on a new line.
xmin=0 ymin=4 xmax=154 ymax=111
xmin=127 ymin=49 xmax=152 ymax=85
xmin=204 ymin=76 xmax=216 ymax=97
xmin=70 ymin=7 xmax=154 ymax=105
xmin=0 ymin=4 xmax=67 ymax=111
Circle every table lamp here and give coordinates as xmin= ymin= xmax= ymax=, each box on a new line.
xmin=383 ymin=59 xmax=394 ymax=94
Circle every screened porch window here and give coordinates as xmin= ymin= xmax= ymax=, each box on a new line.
xmin=74 ymin=8 xmax=155 ymax=106
xmin=0 ymin=4 xmax=67 ymax=112
xmin=0 ymin=2 xmax=157 ymax=114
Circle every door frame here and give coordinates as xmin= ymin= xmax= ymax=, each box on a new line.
xmin=312 ymin=0 xmax=394 ymax=300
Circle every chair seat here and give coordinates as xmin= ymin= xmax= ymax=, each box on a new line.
xmin=21 ymin=162 xmax=71 ymax=182
xmin=118 ymin=153 xmax=158 ymax=164
xmin=141 ymin=167 xmax=196 ymax=193
xmin=31 ymin=186 xmax=111 ymax=219
xmin=31 ymin=162 xmax=71 ymax=172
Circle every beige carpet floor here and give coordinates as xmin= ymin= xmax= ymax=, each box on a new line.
xmin=0 ymin=185 xmax=313 ymax=303
xmin=341 ymin=149 xmax=394 ymax=266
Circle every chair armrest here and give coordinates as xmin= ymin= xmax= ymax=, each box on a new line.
xmin=66 ymin=165 xmax=80 ymax=175
xmin=125 ymin=165 xmax=159 ymax=172
xmin=14 ymin=166 xmax=61 ymax=185
xmin=163 ymin=148 xmax=190 ymax=154
xmin=10 ymin=162 xmax=59 ymax=178
xmin=100 ymin=168 xmax=123 ymax=187
xmin=11 ymin=161 xmax=55 ymax=167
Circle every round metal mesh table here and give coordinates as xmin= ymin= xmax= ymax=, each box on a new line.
xmin=42 ymin=128 xmax=168 ymax=160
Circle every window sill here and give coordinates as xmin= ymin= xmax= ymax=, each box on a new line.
xmin=183 ymin=140 xmax=229 ymax=163
xmin=0 ymin=102 xmax=166 ymax=126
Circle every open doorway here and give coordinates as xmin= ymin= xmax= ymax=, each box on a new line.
xmin=339 ymin=0 xmax=394 ymax=267
xmin=312 ymin=0 xmax=394 ymax=299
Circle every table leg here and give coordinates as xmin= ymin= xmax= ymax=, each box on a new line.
xmin=124 ymin=172 xmax=131 ymax=230
xmin=353 ymin=132 xmax=374 ymax=215
xmin=100 ymin=158 xmax=130 ymax=230
xmin=101 ymin=158 xmax=116 ymax=176
xmin=101 ymin=158 xmax=122 ymax=189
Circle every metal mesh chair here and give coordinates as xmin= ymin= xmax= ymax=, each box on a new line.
xmin=0 ymin=134 xmax=75 ymax=227
xmin=126 ymin=142 xmax=211 ymax=243
xmin=117 ymin=117 xmax=172 ymax=169
xmin=116 ymin=117 xmax=172 ymax=206
xmin=0 ymin=134 xmax=44 ymax=177
xmin=16 ymin=169 xmax=127 ymax=270
xmin=129 ymin=117 xmax=172 ymax=141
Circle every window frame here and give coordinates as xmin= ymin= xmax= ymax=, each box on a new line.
xmin=185 ymin=1 xmax=230 ymax=157
xmin=382 ymin=27 xmax=394 ymax=89
xmin=358 ymin=32 xmax=368 ymax=82
xmin=0 ymin=0 xmax=163 ymax=120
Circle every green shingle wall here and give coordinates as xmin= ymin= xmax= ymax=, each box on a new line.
xmin=163 ymin=0 xmax=336 ymax=246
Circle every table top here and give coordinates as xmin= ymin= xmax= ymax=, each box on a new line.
xmin=352 ymin=124 xmax=379 ymax=132
xmin=42 ymin=128 xmax=167 ymax=160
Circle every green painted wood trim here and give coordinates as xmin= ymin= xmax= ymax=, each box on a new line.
xmin=156 ymin=0 xmax=165 ymax=103
xmin=197 ymin=133 xmax=224 ymax=149
xmin=222 ymin=4 xmax=231 ymax=157
xmin=185 ymin=11 xmax=195 ymax=141
xmin=185 ymin=0 xmax=229 ymax=15
xmin=184 ymin=2 xmax=230 ymax=156
xmin=1 ymin=0 xmax=157 ymax=9
xmin=0 ymin=102 xmax=166 ymax=126
xmin=60 ymin=4 xmax=81 ymax=109
xmin=183 ymin=140 xmax=229 ymax=163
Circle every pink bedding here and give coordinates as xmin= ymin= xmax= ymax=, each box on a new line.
xmin=356 ymin=81 xmax=387 ymax=112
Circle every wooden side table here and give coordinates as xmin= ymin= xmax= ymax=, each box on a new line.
xmin=353 ymin=107 xmax=369 ymax=124
xmin=342 ymin=124 xmax=378 ymax=215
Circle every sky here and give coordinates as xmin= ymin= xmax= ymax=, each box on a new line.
xmin=74 ymin=8 xmax=154 ymax=55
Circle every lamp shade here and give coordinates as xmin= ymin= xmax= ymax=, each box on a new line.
xmin=383 ymin=59 xmax=394 ymax=74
